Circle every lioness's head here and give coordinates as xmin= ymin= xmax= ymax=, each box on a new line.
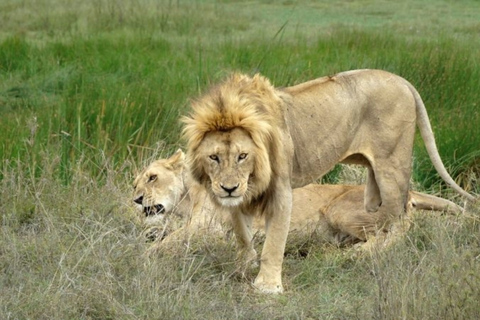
xmin=182 ymin=73 xmax=284 ymax=208
xmin=133 ymin=149 xmax=186 ymax=223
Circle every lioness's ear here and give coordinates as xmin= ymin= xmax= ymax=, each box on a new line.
xmin=167 ymin=149 xmax=185 ymax=170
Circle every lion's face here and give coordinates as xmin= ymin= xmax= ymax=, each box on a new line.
xmin=195 ymin=128 xmax=257 ymax=207
xmin=133 ymin=150 xmax=185 ymax=224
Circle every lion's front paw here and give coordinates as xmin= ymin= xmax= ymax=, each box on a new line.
xmin=253 ymin=277 xmax=284 ymax=294
xmin=235 ymin=248 xmax=258 ymax=276
xmin=236 ymin=247 xmax=257 ymax=264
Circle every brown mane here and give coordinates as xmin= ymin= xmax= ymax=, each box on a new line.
xmin=182 ymin=73 xmax=288 ymax=199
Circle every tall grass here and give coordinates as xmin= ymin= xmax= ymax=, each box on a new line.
xmin=1 ymin=29 xmax=479 ymax=191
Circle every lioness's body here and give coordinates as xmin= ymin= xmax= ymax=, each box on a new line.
xmin=182 ymin=70 xmax=474 ymax=293
xmin=133 ymin=151 xmax=461 ymax=245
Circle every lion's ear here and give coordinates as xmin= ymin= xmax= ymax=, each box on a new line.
xmin=167 ymin=149 xmax=185 ymax=170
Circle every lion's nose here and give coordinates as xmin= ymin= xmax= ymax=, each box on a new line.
xmin=221 ymin=183 xmax=239 ymax=195
xmin=134 ymin=196 xmax=143 ymax=205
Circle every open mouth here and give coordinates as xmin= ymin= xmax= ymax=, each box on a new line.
xmin=144 ymin=204 xmax=165 ymax=217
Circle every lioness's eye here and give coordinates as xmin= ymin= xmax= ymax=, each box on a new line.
xmin=238 ymin=153 xmax=248 ymax=161
xmin=148 ymin=175 xmax=157 ymax=182
xmin=209 ymin=155 xmax=219 ymax=162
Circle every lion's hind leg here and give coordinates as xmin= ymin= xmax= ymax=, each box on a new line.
xmin=364 ymin=166 xmax=382 ymax=212
xmin=369 ymin=152 xmax=413 ymax=223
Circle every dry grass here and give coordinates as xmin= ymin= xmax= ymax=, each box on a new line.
xmin=1 ymin=157 xmax=479 ymax=319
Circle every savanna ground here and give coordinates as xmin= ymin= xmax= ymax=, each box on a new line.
xmin=1 ymin=0 xmax=480 ymax=319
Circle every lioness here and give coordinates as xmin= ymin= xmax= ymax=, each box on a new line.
xmin=133 ymin=150 xmax=461 ymax=246
xmin=182 ymin=69 xmax=475 ymax=293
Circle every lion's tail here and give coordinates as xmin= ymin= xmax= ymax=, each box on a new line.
xmin=406 ymin=82 xmax=475 ymax=202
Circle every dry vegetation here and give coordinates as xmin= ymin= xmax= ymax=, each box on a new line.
xmin=2 ymin=156 xmax=479 ymax=319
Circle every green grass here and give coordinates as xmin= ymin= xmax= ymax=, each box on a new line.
xmin=1 ymin=0 xmax=479 ymax=190
xmin=1 ymin=0 xmax=480 ymax=318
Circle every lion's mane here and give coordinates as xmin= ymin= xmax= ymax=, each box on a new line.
xmin=182 ymin=73 xmax=288 ymax=203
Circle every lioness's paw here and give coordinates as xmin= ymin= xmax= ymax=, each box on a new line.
xmin=143 ymin=226 xmax=164 ymax=243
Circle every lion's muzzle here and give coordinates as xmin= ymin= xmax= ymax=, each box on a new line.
xmin=214 ymin=182 xmax=245 ymax=207
xmin=217 ymin=195 xmax=244 ymax=207
xmin=220 ymin=183 xmax=239 ymax=195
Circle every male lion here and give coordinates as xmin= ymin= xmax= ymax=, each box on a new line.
xmin=133 ymin=150 xmax=461 ymax=246
xmin=181 ymin=69 xmax=475 ymax=293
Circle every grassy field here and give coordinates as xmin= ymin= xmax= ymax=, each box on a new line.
xmin=1 ymin=0 xmax=480 ymax=319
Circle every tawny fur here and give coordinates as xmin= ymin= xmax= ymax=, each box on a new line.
xmin=181 ymin=70 xmax=474 ymax=293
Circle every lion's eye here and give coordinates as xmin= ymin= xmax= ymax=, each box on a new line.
xmin=148 ymin=175 xmax=157 ymax=182
xmin=209 ymin=155 xmax=219 ymax=162
xmin=238 ymin=153 xmax=248 ymax=161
